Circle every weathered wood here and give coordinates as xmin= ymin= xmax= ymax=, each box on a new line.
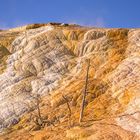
xmin=62 ymin=95 xmax=71 ymax=117
xmin=79 ymin=59 xmax=90 ymax=123
xmin=62 ymin=95 xmax=72 ymax=127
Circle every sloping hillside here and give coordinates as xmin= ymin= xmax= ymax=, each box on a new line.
xmin=0 ymin=23 xmax=140 ymax=140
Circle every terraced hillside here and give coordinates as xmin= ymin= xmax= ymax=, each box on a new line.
xmin=0 ymin=23 xmax=140 ymax=140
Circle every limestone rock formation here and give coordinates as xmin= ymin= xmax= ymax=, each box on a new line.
xmin=0 ymin=23 xmax=139 ymax=140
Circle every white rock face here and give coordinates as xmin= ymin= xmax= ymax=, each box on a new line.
xmin=0 ymin=25 xmax=76 ymax=128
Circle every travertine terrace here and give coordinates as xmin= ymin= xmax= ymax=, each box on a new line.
xmin=0 ymin=23 xmax=140 ymax=140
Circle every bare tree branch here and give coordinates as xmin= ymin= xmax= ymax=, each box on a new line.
xmin=62 ymin=95 xmax=72 ymax=127
xmin=62 ymin=95 xmax=71 ymax=117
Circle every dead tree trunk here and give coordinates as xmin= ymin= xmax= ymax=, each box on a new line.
xmin=79 ymin=59 xmax=90 ymax=123
xmin=62 ymin=95 xmax=71 ymax=116
xmin=62 ymin=95 xmax=72 ymax=127
xmin=36 ymin=95 xmax=42 ymax=119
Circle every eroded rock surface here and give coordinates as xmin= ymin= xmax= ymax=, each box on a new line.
xmin=0 ymin=24 xmax=140 ymax=140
